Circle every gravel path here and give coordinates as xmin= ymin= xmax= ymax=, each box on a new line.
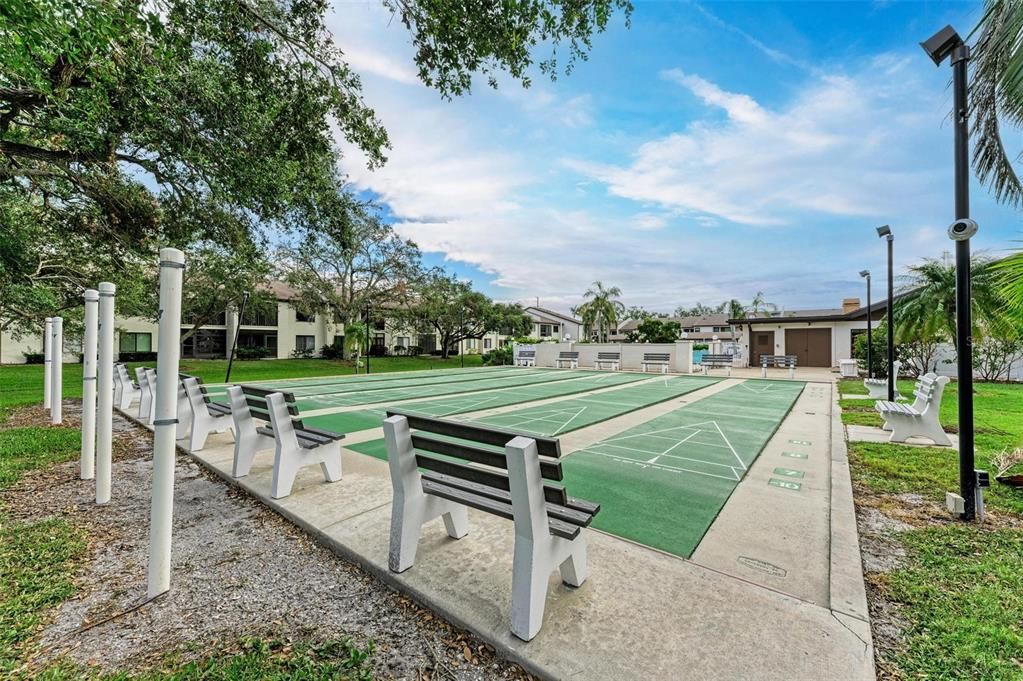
xmin=3 ymin=402 xmax=530 ymax=680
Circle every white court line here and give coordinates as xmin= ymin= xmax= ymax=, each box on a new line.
xmin=602 ymin=420 xmax=721 ymax=444
xmin=646 ymin=430 xmax=699 ymax=463
xmin=592 ymin=441 xmax=739 ymax=469
xmin=586 ymin=451 xmax=741 ymax=482
xmin=552 ymin=406 xmax=588 ymax=435
xmin=711 ymin=421 xmax=747 ymax=471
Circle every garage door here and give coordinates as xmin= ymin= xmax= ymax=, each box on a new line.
xmin=785 ymin=328 xmax=832 ymax=367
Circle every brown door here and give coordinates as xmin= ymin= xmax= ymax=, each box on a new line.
xmin=784 ymin=328 xmax=832 ymax=367
xmin=751 ymin=331 xmax=775 ymax=367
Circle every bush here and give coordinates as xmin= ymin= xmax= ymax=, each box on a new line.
xmin=483 ymin=346 xmax=513 ymax=365
xmin=291 ymin=347 xmax=314 ymax=359
xmin=22 ymin=352 xmax=44 ymax=364
xmin=320 ymin=343 xmax=344 ymax=360
xmin=235 ymin=346 xmax=272 ymax=360
xmin=692 ymin=343 xmax=709 ymax=351
xmin=118 ymin=351 xmax=158 ymax=362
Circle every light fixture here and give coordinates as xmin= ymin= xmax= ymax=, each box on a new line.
xmin=859 ymin=270 xmax=872 ymax=378
xmin=920 ymin=25 xmax=963 ymax=66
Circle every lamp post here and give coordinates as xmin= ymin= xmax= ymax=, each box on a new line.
xmin=876 ymin=225 xmax=895 ymax=401
xmin=225 ymin=291 xmax=249 ymax=383
xmin=859 ymin=270 xmax=872 ymax=378
xmin=921 ymin=24 xmax=979 ymax=521
xmin=459 ymin=308 xmax=464 ymax=368
xmin=365 ymin=306 xmax=371 ymax=374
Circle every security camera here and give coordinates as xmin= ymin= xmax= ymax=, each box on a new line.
xmin=947 ymin=218 xmax=978 ymax=241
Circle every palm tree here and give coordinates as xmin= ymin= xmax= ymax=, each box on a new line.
xmin=344 ymin=321 xmax=367 ymax=370
xmin=895 ymin=256 xmax=1008 ymax=350
xmin=993 ymin=248 xmax=1023 ymax=325
xmin=580 ymin=281 xmax=625 ymax=342
xmin=748 ymin=291 xmax=777 ymax=317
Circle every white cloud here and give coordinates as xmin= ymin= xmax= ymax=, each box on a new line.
xmin=567 ymin=60 xmax=945 ymax=228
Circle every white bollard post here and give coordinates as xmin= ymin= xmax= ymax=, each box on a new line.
xmin=43 ymin=317 xmax=53 ymax=410
xmin=81 ymin=290 xmax=99 ymax=480
xmin=148 ymin=248 xmax=185 ymax=598
xmin=50 ymin=317 xmax=63 ymax=424
xmin=96 ymin=282 xmax=116 ymax=504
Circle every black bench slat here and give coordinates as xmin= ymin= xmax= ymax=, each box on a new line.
xmin=207 ymin=403 xmax=232 ymax=415
xmin=421 ymin=471 xmax=595 ymax=526
xmin=558 ymin=352 xmax=579 ymax=358
xmin=421 ymin=479 xmax=581 ymax=540
xmin=411 ymin=433 xmax=563 ymax=481
xmin=415 ymin=453 xmax=569 ymax=506
xmin=643 ymin=353 xmax=670 ymax=361
xmin=239 ymin=385 xmax=297 ymax=402
xmin=389 ymin=411 xmax=561 ymax=458
xmin=297 ymin=425 xmax=345 ymax=442
xmin=245 ymin=397 xmax=299 ymax=417
xmin=257 ymin=425 xmax=340 ymax=449
xmin=596 ymin=352 xmax=620 ymax=359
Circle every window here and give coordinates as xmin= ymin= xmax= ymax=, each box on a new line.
xmin=682 ymin=327 xmax=698 ymax=333
xmin=240 ymin=306 xmax=278 ymax=326
xmin=484 ymin=338 xmax=492 ymax=350
xmin=713 ymin=326 xmax=731 ymax=333
xmin=374 ymin=333 xmax=386 ymax=347
xmin=539 ymin=324 xmax=552 ymax=337
xmin=374 ymin=319 xmax=385 ymax=331
xmin=120 ymin=332 xmax=152 ymax=353
xmin=295 ymin=310 xmax=315 ymax=323
xmin=332 ymin=334 xmax=344 ymax=347
xmin=295 ymin=335 xmax=316 ymax=351
xmin=396 ymin=336 xmax=409 ymax=347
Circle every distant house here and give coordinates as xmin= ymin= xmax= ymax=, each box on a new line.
xmin=729 ymin=298 xmax=885 ymax=368
xmin=614 ymin=313 xmax=737 ymax=343
xmin=523 ymin=306 xmax=583 ymax=341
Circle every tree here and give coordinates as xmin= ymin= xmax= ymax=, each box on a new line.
xmin=895 ymin=256 xmax=1008 ymax=354
xmin=578 ymin=281 xmax=624 ymax=342
xmin=747 ymin=291 xmax=777 ymax=317
xmin=635 ymin=318 xmax=681 ymax=343
xmin=974 ymin=335 xmax=1023 ymax=381
xmin=994 ymin=248 xmax=1023 ymax=325
xmin=399 ymin=272 xmax=532 ymax=359
xmin=626 ymin=306 xmax=656 ymax=321
xmin=343 ymin=320 xmax=368 ymax=369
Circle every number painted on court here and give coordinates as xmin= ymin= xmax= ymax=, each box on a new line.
xmin=788 ymin=439 xmax=812 ymax=446
xmin=769 ymin=478 xmax=802 ymax=491
xmin=773 ymin=467 xmax=804 ymax=479
xmin=782 ymin=451 xmax=808 ymax=459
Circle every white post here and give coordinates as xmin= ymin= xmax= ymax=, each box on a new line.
xmin=81 ymin=291 xmax=99 ymax=480
xmin=96 ymin=282 xmax=116 ymax=504
xmin=148 ymin=248 xmax=185 ymax=598
xmin=50 ymin=317 xmax=63 ymax=424
xmin=43 ymin=317 xmax=53 ymax=409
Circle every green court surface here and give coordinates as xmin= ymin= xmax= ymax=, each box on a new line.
xmin=562 ymin=379 xmax=805 ymax=558
xmin=472 ymin=375 xmax=720 ymax=435
xmin=303 ymin=370 xmax=649 ymax=434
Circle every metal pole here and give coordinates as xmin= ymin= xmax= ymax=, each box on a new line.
xmin=81 ymin=290 xmax=99 ymax=480
xmin=148 ymin=248 xmax=185 ymax=598
xmin=96 ymin=282 xmax=116 ymax=504
xmin=460 ymin=309 xmax=464 ymax=368
xmin=365 ymin=307 xmax=371 ymax=374
xmin=865 ymin=277 xmax=872 ymax=378
xmin=43 ymin=317 xmax=53 ymax=409
xmin=225 ymin=291 xmax=249 ymax=383
xmin=886 ymin=237 xmax=895 ymax=401
xmin=952 ymin=45 xmax=976 ymax=521
xmin=51 ymin=317 xmax=63 ymax=424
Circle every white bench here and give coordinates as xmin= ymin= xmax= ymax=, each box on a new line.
xmin=875 ymin=374 xmax=950 ymax=445
xmin=642 ymin=352 xmax=670 ymax=374
xmin=383 ymin=411 xmax=599 ymax=641
xmin=516 ymin=350 xmax=536 ymax=367
xmin=594 ymin=351 xmax=620 ymax=371
xmin=144 ymin=368 xmax=158 ymax=423
xmin=182 ymin=377 xmax=233 ymax=452
xmin=114 ymin=363 xmax=140 ymax=410
xmin=556 ymin=351 xmax=579 ymax=369
xmin=701 ymin=354 xmax=733 ymax=376
xmin=864 ymin=360 xmax=902 ymax=399
xmin=135 ymin=367 xmax=154 ymax=423
xmin=760 ymin=354 xmax=797 ymax=379
xmin=229 ymin=385 xmax=344 ymax=498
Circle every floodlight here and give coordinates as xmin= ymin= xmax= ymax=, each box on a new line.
xmin=920 ymin=25 xmax=963 ymax=66
xmin=876 ymin=224 xmax=891 ymax=238
xmin=859 ymin=270 xmax=870 ymax=278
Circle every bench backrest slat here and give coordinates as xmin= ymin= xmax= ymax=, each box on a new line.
xmin=238 ymin=384 xmax=297 ymax=402
xmin=414 ymin=452 xmax=568 ymax=506
xmin=558 ymin=351 xmax=579 ymax=358
xmin=388 ymin=410 xmax=561 ymax=458
xmin=597 ymin=352 xmax=620 ymax=359
xmin=643 ymin=353 xmax=670 ymax=361
xmin=411 ymin=433 xmax=563 ymax=481
xmin=518 ymin=350 xmax=536 ymax=357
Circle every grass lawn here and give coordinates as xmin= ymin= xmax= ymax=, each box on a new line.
xmin=0 ymin=355 xmax=485 ymax=419
xmin=844 ymin=378 xmax=1023 ymax=678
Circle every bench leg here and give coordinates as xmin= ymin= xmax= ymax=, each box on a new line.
xmin=389 ymin=495 xmax=467 ymax=573
xmin=511 ymin=538 xmax=551 ymax=641
xmin=761 ymin=367 xmax=766 ymax=379
xmin=271 ymin=444 xmax=300 ymax=499
xmin=318 ymin=442 xmax=343 ymax=482
xmin=726 ymin=366 xmax=732 ymax=377
xmin=559 ymin=541 xmax=588 ymax=587
xmin=788 ymin=367 xmax=794 ymax=380
xmin=702 ymin=365 xmax=708 ymax=376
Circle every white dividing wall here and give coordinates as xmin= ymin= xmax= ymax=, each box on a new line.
xmin=535 ymin=342 xmax=572 ymax=367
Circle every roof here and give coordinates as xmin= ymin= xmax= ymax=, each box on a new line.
xmin=729 ymin=300 xmax=890 ymax=325
xmin=618 ymin=313 xmax=731 ymax=332
xmin=524 ymin=306 xmax=582 ymax=325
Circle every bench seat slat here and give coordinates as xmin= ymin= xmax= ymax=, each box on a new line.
xmin=421 ymin=479 xmax=580 ymax=540
xmin=415 ymin=453 xmax=569 ymax=506
xmin=257 ymin=425 xmax=338 ymax=449
xmin=421 ymin=471 xmax=596 ymax=526
xmin=411 ymin=433 xmax=563 ymax=481
xmin=390 ymin=411 xmax=561 ymax=458
xmin=297 ymin=425 xmax=345 ymax=442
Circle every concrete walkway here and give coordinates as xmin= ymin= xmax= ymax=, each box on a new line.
xmin=124 ymin=373 xmax=873 ymax=680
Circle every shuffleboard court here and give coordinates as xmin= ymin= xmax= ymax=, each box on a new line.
xmin=562 ymin=379 xmax=805 ymax=558
xmin=304 ymin=370 xmax=649 ymax=434
xmin=470 ymin=375 xmax=720 ymax=435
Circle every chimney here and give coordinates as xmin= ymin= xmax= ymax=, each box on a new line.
xmin=842 ymin=297 xmax=861 ymax=314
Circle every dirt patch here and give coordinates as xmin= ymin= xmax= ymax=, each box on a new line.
xmin=3 ymin=403 xmax=530 ymax=680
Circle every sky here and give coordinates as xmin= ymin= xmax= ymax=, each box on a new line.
xmin=326 ymin=0 xmax=1023 ymax=315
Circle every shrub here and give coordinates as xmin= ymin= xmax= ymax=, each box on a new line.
xmin=320 ymin=343 xmax=344 ymax=360
xmin=692 ymin=343 xmax=709 ymax=351
xmin=483 ymin=346 xmax=513 ymax=365
xmin=235 ymin=346 xmax=272 ymax=360
xmin=291 ymin=347 xmax=314 ymax=359
xmin=22 ymin=352 xmax=44 ymax=364
xmin=974 ymin=336 xmax=1023 ymax=382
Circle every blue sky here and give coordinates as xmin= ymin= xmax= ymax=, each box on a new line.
xmin=328 ymin=1 xmax=1023 ymax=314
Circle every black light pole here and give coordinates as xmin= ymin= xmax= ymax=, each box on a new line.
xmin=225 ymin=291 xmax=250 ymax=383
xmin=876 ymin=225 xmax=895 ymax=400
xmin=365 ymin=306 xmax=371 ymax=375
xmin=859 ymin=270 xmax=872 ymax=378
xmin=922 ymin=25 xmax=979 ymax=520
xmin=459 ymin=308 xmax=464 ymax=368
